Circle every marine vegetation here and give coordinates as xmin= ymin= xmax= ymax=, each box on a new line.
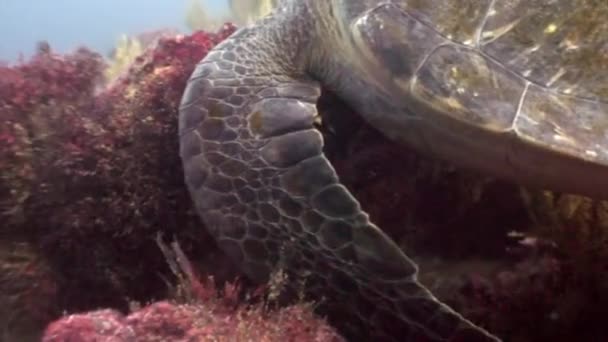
xmin=42 ymin=238 xmax=344 ymax=341
xmin=228 ymin=0 xmax=278 ymax=25
xmin=185 ymin=0 xmax=232 ymax=32
xmin=0 ymin=17 xmax=607 ymax=342
xmin=104 ymin=34 xmax=143 ymax=82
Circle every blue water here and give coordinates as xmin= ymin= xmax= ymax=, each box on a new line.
xmin=0 ymin=0 xmax=230 ymax=62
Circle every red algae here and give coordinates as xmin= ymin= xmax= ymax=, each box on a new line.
xmin=1 ymin=26 xmax=242 ymax=341
xmin=43 ymin=239 xmax=344 ymax=342
xmin=43 ymin=301 xmax=345 ymax=342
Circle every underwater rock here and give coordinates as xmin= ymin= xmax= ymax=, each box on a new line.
xmin=42 ymin=240 xmax=344 ymax=342
xmin=43 ymin=300 xmax=344 ymax=342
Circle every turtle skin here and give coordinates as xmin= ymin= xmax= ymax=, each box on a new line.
xmin=179 ymin=1 xmax=608 ymax=341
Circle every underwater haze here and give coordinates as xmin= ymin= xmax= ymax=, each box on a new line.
xmin=3 ymin=1 xmax=608 ymax=341
xmin=0 ymin=0 xmax=231 ymax=62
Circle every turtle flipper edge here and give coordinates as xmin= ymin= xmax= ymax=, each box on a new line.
xmin=178 ymin=24 xmax=500 ymax=342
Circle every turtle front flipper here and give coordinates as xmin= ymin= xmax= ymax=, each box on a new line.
xmin=178 ymin=22 xmax=499 ymax=342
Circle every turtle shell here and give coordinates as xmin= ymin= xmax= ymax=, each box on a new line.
xmin=338 ymin=0 xmax=608 ymax=197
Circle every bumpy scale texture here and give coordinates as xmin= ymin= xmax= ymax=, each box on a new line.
xmin=179 ymin=1 xmax=498 ymax=341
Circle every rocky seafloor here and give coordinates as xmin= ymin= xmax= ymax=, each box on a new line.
xmin=1 ymin=24 xmax=607 ymax=342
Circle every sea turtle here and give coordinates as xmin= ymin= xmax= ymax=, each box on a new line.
xmin=178 ymin=1 xmax=608 ymax=341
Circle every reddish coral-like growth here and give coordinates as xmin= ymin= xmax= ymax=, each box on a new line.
xmin=0 ymin=26 xmax=241 ymax=341
xmin=0 ymin=240 xmax=60 ymax=342
xmin=43 ymin=300 xmax=344 ymax=342
xmin=43 ymin=240 xmax=344 ymax=342
xmin=0 ymin=46 xmax=106 ymax=228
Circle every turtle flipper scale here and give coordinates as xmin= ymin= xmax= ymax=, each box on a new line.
xmin=179 ymin=24 xmax=498 ymax=342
